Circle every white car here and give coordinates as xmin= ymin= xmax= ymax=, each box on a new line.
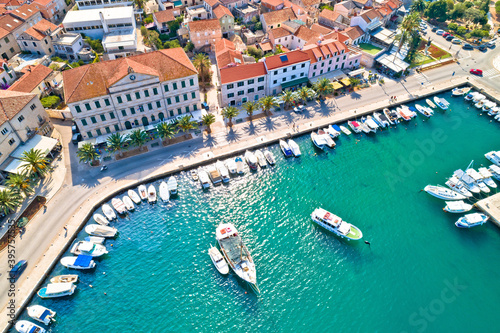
xmin=436 ymin=29 xmax=445 ymax=35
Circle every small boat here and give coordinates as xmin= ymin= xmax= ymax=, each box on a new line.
xmin=159 ymin=181 xmax=170 ymax=201
xmin=279 ymin=139 xmax=293 ymax=157
xmin=383 ymin=108 xmax=399 ymax=125
xmin=93 ymin=213 xmax=109 ymax=226
xmin=70 ymin=241 xmax=107 ymax=257
xmin=85 ymin=224 xmax=117 ymax=237
xmin=318 ymin=129 xmax=335 ymax=148
xmin=138 ymin=185 xmax=148 ymax=200
xmin=358 ymin=121 xmax=371 ymax=134
xmin=208 ymin=245 xmax=229 ymax=275
xmin=148 ymin=185 xmax=157 ymax=202
xmin=311 ymin=208 xmax=363 ymax=240
xmin=374 ymin=112 xmax=390 ymax=127
xmin=466 ymin=168 xmax=490 ymax=193
xmin=415 ymin=104 xmax=433 ymax=117
xmin=37 ymin=282 xmax=76 ymax=299
xmin=455 ymin=213 xmax=488 ymax=228
xmin=443 ymin=200 xmax=473 ymax=213
xmin=288 ymin=139 xmax=301 ymax=157
xmin=424 ymin=185 xmax=466 ymax=200
xmin=482 ymin=101 xmax=496 ymax=112
xmin=445 ymin=176 xmax=473 ymax=198
xmin=60 ymin=255 xmax=96 ymax=270
xmin=111 ymin=198 xmax=126 ymax=214
xmin=190 ymin=169 xmax=199 ymax=181
xmin=472 ymin=93 xmax=486 ymax=102
xmin=452 ymin=87 xmax=470 ymax=96
xmin=207 ymin=165 xmax=222 ymax=184
xmin=331 ymin=124 xmax=343 ymax=136
xmin=485 ymin=151 xmax=500 ymax=166
xmin=225 ymin=159 xmax=237 ymax=174
xmin=488 ymin=107 xmax=499 ymax=116
xmin=127 ymin=189 xmax=141 ymax=204
xmin=245 ymin=151 xmax=258 ymax=170
xmin=27 ymin=305 xmax=56 ymax=325
xmin=254 ymin=150 xmax=267 ymax=168
xmin=102 ymin=204 xmax=117 ymax=220
xmin=311 ymin=132 xmax=327 ymax=149
xmin=235 ymin=157 xmax=245 ymax=174
xmin=397 ymin=107 xmax=411 ymax=121
xmin=348 ymin=120 xmax=362 ymax=133
xmin=361 ymin=117 xmax=378 ymax=132
xmin=489 ymin=164 xmax=500 ymax=181
xmin=50 ymin=274 xmax=78 ymax=284
xmin=464 ymin=92 xmax=476 ymax=101
xmin=15 ymin=321 xmax=47 ymax=333
xmin=339 ymin=125 xmax=351 ymax=135
xmin=84 ymin=236 xmax=105 ymax=244
xmin=122 ymin=195 xmax=135 ymax=210
xmin=478 ymin=167 xmax=497 ymax=188
xmin=326 ymin=126 xmax=340 ymax=138
xmin=425 ymin=98 xmax=437 ymax=108
xmin=263 ymin=149 xmax=276 ymax=165
xmin=216 ymin=160 xmax=231 ymax=181
xmin=433 ymin=96 xmax=449 ymax=110
xmin=474 ymin=100 xmax=485 ymax=109
xmin=167 ymin=176 xmax=178 ymax=195
xmin=198 ymin=170 xmax=211 ymax=189
xmin=454 ymin=169 xmax=480 ymax=194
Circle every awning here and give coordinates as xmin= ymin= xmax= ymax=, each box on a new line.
xmin=78 ymin=138 xmax=96 ymax=149
xmin=119 ymin=126 xmax=145 ymax=138
xmin=2 ymin=159 xmax=29 ymax=174
xmin=94 ymin=133 xmax=113 ymax=145
xmin=281 ymin=77 xmax=309 ymax=89
xmin=189 ymin=109 xmax=207 ymax=122
xmin=340 ymin=78 xmax=351 ymax=86
xmin=11 ymin=135 xmax=58 ymax=159
xmin=348 ymin=67 xmax=365 ymax=77
xmin=332 ymin=82 xmax=343 ymax=90
xmin=376 ymin=53 xmax=410 ymax=73
xmin=173 ymin=0 xmax=182 ymax=6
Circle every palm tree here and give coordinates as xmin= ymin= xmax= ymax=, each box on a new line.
xmin=0 ymin=189 xmax=21 ymax=215
xmin=156 ymin=122 xmax=178 ymax=144
xmin=394 ymin=12 xmax=420 ymax=58
xmin=221 ymin=106 xmax=240 ymax=126
xmin=313 ymin=78 xmax=334 ymax=100
xmin=243 ymin=101 xmax=258 ymax=121
xmin=77 ymin=142 xmax=100 ymax=164
xmin=201 ymin=113 xmax=216 ymax=133
xmin=259 ymin=96 xmax=278 ymax=116
xmin=128 ymin=129 xmax=149 ymax=151
xmin=298 ymin=86 xmax=313 ymax=103
xmin=193 ymin=53 xmax=211 ymax=91
xmin=281 ymin=90 xmax=295 ymax=110
xmin=107 ymin=133 xmax=128 ymax=157
xmin=410 ymin=0 xmax=426 ymax=13
xmin=6 ymin=173 xmax=33 ymax=197
xmin=177 ymin=115 xmax=198 ymax=138
xmin=20 ymin=148 xmax=49 ymax=178
xmin=349 ymin=78 xmax=361 ymax=88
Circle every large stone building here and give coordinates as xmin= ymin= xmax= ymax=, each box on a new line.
xmin=187 ymin=19 xmax=222 ymax=52
xmin=17 ymin=19 xmax=63 ymax=56
xmin=63 ymin=48 xmax=201 ymax=140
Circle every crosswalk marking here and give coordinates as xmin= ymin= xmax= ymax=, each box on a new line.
xmin=482 ymin=68 xmax=500 ymax=77
xmin=414 ymin=73 xmax=431 ymax=86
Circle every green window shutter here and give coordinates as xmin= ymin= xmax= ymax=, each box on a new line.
xmin=189 ymin=78 xmax=194 ymax=86
xmin=173 ymin=83 xmax=177 ymax=90
xmin=87 ymin=131 xmax=93 ymax=138
xmin=144 ymin=90 xmax=149 ymax=97
xmin=85 ymin=103 xmax=91 ymax=111
xmin=117 ymin=96 xmax=123 ymax=103
xmin=191 ymin=92 xmax=195 ymax=99
xmin=181 ymin=81 xmax=186 ymax=88
xmin=164 ymin=84 xmax=169 ymax=92
xmin=156 ymin=101 xmax=161 ymax=108
xmin=109 ymin=112 xmax=115 ymax=119
xmin=183 ymin=94 xmax=188 ymax=101
xmin=100 ymin=114 xmax=106 ymax=121
xmin=167 ymin=98 xmax=172 ymax=105
xmin=126 ymin=94 xmax=132 ymax=101
xmin=75 ymin=105 xmax=81 ymax=113
xmin=121 ymin=109 xmax=127 ymax=116
xmin=175 ymin=96 xmax=180 ymax=103
xmin=153 ymin=88 xmax=158 ymax=95
xmin=90 ymin=116 xmax=97 ymax=123
xmin=95 ymin=101 xmax=101 ymax=108
xmin=114 ymin=124 xmax=120 ymax=131
xmin=135 ymin=92 xmax=141 ymax=99
xmin=81 ymin=119 xmax=87 ymax=126
xmin=104 ymin=99 xmax=110 ymax=106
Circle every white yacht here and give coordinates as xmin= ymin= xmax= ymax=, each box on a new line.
xmin=279 ymin=139 xmax=293 ymax=157
xmin=374 ymin=112 xmax=390 ymax=127
xmin=318 ymin=129 xmax=335 ymax=148
xmin=93 ymin=213 xmax=109 ymax=226
xmin=485 ymin=151 xmax=500 ymax=166
xmin=489 ymin=164 xmax=500 ymax=181
xmin=225 ymin=159 xmax=237 ymax=174
xmin=70 ymin=241 xmax=107 ymax=257
xmin=122 ymin=195 xmax=135 ymax=210
xmin=424 ymin=185 xmax=466 ymax=200
xmin=366 ymin=115 xmax=380 ymax=130
xmin=102 ymin=204 xmax=117 ymax=220
xmin=148 ymin=185 xmax=157 ymax=202
xmin=244 ymin=151 xmax=258 ymax=170
xmin=127 ymin=189 xmax=141 ymax=204
xmin=111 ymin=198 xmax=126 ymax=214
xmin=37 ymin=282 xmax=76 ymax=299
xmin=263 ymin=149 xmax=276 ymax=165
xmin=445 ymin=176 xmax=473 ymax=198
xmin=466 ymin=168 xmax=490 ymax=193
xmin=215 ymin=160 xmax=231 ymax=182
xmin=167 ymin=176 xmax=178 ymax=195
xmin=311 ymin=208 xmax=363 ymax=240
xmin=472 ymin=93 xmax=486 ymax=102
xmin=311 ymin=132 xmax=327 ymax=149
xmin=85 ymin=224 xmax=117 ymax=238
xmin=198 ymin=170 xmax=211 ymax=189
xmin=339 ymin=125 xmax=352 ymax=135
xmin=443 ymin=200 xmax=473 ymax=213
xmin=455 ymin=213 xmax=488 ymax=228
xmin=15 ymin=321 xmax=46 ymax=333
xmin=138 ymin=185 xmax=148 ymax=200
xmin=60 ymin=255 xmax=96 ymax=270
xmin=235 ymin=157 xmax=245 ymax=174
xmin=453 ymin=169 xmax=480 ymax=193
xmin=208 ymin=246 xmax=229 ymax=275
xmin=27 ymin=305 xmax=56 ymax=325
xmin=415 ymin=104 xmax=433 ymax=117
xmin=159 ymin=181 xmax=170 ymax=201
xmin=287 ymin=139 xmax=301 ymax=157
xmin=254 ymin=150 xmax=268 ymax=168
xmin=478 ymin=167 xmax=497 ymax=188
xmin=360 ymin=118 xmax=376 ymax=133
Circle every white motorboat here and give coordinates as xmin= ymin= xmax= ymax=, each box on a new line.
xmin=263 ymin=149 xmax=276 ymax=165
xmin=85 ymin=224 xmax=117 ymax=237
xmin=339 ymin=125 xmax=352 ymax=135
xmin=325 ymin=126 xmax=340 ymax=138
xmin=466 ymin=168 xmax=490 ymax=193
xmin=311 ymin=208 xmax=363 ymax=240
xmin=15 ymin=321 xmax=47 ymax=333
xmin=433 ymin=96 xmax=449 ymax=110
xmin=443 ymin=200 xmax=473 ymax=213
xmin=198 ymin=170 xmax=211 ymax=189
xmin=60 ymin=255 xmax=96 ymax=270
xmin=362 ymin=116 xmax=378 ymax=132
xmin=383 ymin=108 xmax=399 ymax=125
xmin=279 ymin=139 xmax=293 ymax=157
xmin=70 ymin=241 xmax=107 ymax=257
xmin=474 ymin=100 xmax=485 ymax=109
xmin=488 ymin=107 xmax=499 ymax=116
xmin=84 ymin=236 xmax=105 ymax=245
xmin=478 ymin=167 xmax=497 ymax=188
xmin=348 ymin=120 xmax=362 ymax=133
xmin=485 ymin=151 xmax=500 ymax=166
xmin=127 ymin=189 xmax=141 ymax=204
xmin=245 ymin=151 xmax=258 ymax=170
xmin=122 ymin=195 xmax=135 ymax=210
xmin=27 ymin=305 xmax=56 ymax=325
xmin=148 ymin=185 xmax=157 ymax=202
xmin=374 ymin=112 xmax=390 ymax=127
xmin=445 ymin=176 xmax=473 ymax=198
xmin=207 ymin=165 xmax=222 ymax=184
xmin=208 ymin=245 xmax=229 ymax=275
xmin=138 ymin=185 xmax=148 ymax=200
xmin=425 ymin=99 xmax=437 ymax=108
xmin=415 ymin=104 xmax=433 ymax=117
xmin=50 ymin=274 xmax=78 ymax=284
xmin=159 ymin=181 xmax=170 ymax=201
xmin=93 ymin=213 xmax=109 ymax=226
xmin=167 ymin=176 xmax=178 ymax=195
xmin=358 ymin=121 xmax=372 ymax=134
xmin=397 ymin=107 xmax=412 ymax=121
xmin=311 ymin=132 xmax=327 ymax=149
xmin=225 ymin=159 xmax=237 ymax=174
xmin=216 ymin=160 xmax=231 ymax=181
xmin=464 ymin=92 xmax=477 ymax=101
xmin=489 ymin=164 xmax=500 ymax=181
xmin=111 ymin=198 xmax=126 ymax=214
xmin=102 ymin=204 xmax=116 ymax=220
xmin=452 ymin=87 xmax=470 ymax=96
xmin=454 ymin=169 xmax=480 ymax=193
xmin=482 ymin=101 xmax=496 ymax=112
xmin=254 ymin=150 xmax=268 ymax=168
xmin=190 ymin=169 xmax=199 ymax=181
xmin=424 ymin=185 xmax=466 ymax=200
xmin=235 ymin=157 xmax=244 ymax=174
xmin=37 ymin=282 xmax=76 ymax=299
xmin=288 ymin=139 xmax=301 ymax=157
xmin=318 ymin=129 xmax=335 ymax=148
xmin=455 ymin=213 xmax=488 ymax=228
xmin=472 ymin=93 xmax=486 ymax=102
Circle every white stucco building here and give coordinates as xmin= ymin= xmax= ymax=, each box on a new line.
xmin=264 ymin=50 xmax=310 ymax=95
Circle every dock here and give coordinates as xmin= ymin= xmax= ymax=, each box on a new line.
xmin=475 ymin=193 xmax=500 ymax=228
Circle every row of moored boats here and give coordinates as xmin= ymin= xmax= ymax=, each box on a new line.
xmin=462 ymin=90 xmax=500 ymax=122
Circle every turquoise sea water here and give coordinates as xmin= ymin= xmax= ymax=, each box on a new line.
xmin=14 ymin=91 xmax=500 ymax=333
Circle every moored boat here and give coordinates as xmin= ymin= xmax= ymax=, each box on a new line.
xmin=138 ymin=185 xmax=147 ymax=200
xmin=482 ymin=101 xmax=496 ymax=112
xmin=85 ymin=224 xmax=117 ymax=237
xmin=15 ymin=321 xmax=46 ymax=333
xmin=318 ymin=129 xmax=335 ymax=148
xmin=374 ymin=112 xmax=390 ymax=127
xmin=84 ymin=236 xmax=105 ymax=244
xmin=489 ymin=164 xmax=500 ymax=181
xmin=191 ymin=169 xmax=199 ymax=180
xmin=93 ymin=213 xmax=108 ymax=226
xmin=167 ymin=176 xmax=178 ymax=195
xmin=159 ymin=181 xmax=170 ymax=201
xmin=397 ymin=107 xmax=411 ymax=121
xmin=443 ymin=200 xmax=473 ymax=213
xmin=207 ymin=165 xmax=222 ymax=183
xmin=127 ymin=189 xmax=141 ymax=204
xmin=148 ymin=185 xmax=157 ymax=202
xmin=279 ymin=140 xmax=293 ymax=157
xmin=50 ymin=274 xmax=78 ymax=284
xmin=60 ymin=255 xmax=96 ymax=270
xmin=263 ymin=149 xmax=276 ymax=165
xmin=37 ymin=282 xmax=76 ymax=299
xmin=474 ymin=100 xmax=485 ymax=109
xmin=433 ymin=96 xmax=449 ymax=110
xmin=311 ymin=132 xmax=326 ymax=149
xmin=27 ymin=305 xmax=56 ymax=325
xmin=348 ymin=120 xmax=362 ymax=133
xmin=208 ymin=245 xmax=229 ymax=275
xmin=485 ymin=151 xmax=500 ymax=166
xmin=455 ymin=213 xmax=488 ymax=228
xmin=225 ymin=159 xmax=237 ymax=174
xmin=383 ymin=108 xmax=399 ymax=125
xmin=445 ymin=176 xmax=473 ymax=198
xmin=362 ymin=117 xmax=378 ymax=132
xmin=102 ymin=204 xmax=116 ymax=220
xmin=466 ymin=168 xmax=490 ymax=193
xmin=311 ymin=208 xmax=363 ymax=240
xmin=122 ymin=196 xmax=135 ymax=210
xmin=424 ymin=185 xmax=466 ymax=200
xmin=216 ymin=160 xmax=231 ymax=181
xmin=198 ymin=170 xmax=211 ymax=189
xmin=288 ymin=139 xmax=301 ymax=157
xmin=111 ymin=198 xmax=126 ymax=214
xmin=472 ymin=93 xmax=486 ymax=102
xmin=478 ymin=167 xmax=497 ymax=188
xmin=425 ymin=99 xmax=437 ymax=108
xmin=254 ymin=150 xmax=268 ymax=168
xmin=245 ymin=151 xmax=258 ymax=170
xmin=415 ymin=104 xmax=433 ymax=117
xmin=452 ymin=87 xmax=470 ymax=96
xmin=235 ymin=157 xmax=245 ymax=174
xmin=70 ymin=241 xmax=107 ymax=257
xmin=454 ymin=169 xmax=480 ymax=193
xmin=464 ymin=92 xmax=476 ymax=101
xmin=339 ymin=125 xmax=351 ymax=135
xmin=325 ymin=126 xmax=340 ymax=138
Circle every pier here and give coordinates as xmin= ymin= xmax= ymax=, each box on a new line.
xmin=475 ymin=193 xmax=500 ymax=228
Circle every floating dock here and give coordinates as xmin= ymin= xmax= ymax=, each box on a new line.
xmin=475 ymin=193 xmax=500 ymax=228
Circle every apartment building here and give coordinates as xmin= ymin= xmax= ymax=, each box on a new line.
xmin=219 ymin=62 xmax=267 ymax=107
xmin=17 ymin=19 xmax=63 ymax=56
xmin=264 ymin=50 xmax=310 ymax=95
xmin=187 ymin=19 xmax=222 ymax=51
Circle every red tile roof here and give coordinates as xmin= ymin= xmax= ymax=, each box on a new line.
xmin=0 ymin=90 xmax=37 ymax=126
xmin=220 ymin=62 xmax=267 ymax=84
xmin=294 ymin=25 xmax=321 ymax=43
xmin=9 ymin=64 xmax=52 ymax=93
xmin=261 ymin=8 xmax=296 ymax=26
xmin=22 ymin=19 xmax=57 ymax=40
xmin=204 ymin=0 xmax=220 ymax=7
xmin=265 ymin=50 xmax=310 ymax=70
xmin=319 ymin=9 xmax=340 ymax=21
xmin=216 ymin=49 xmax=243 ymax=69
xmin=269 ymin=27 xmax=291 ymax=39
xmin=33 ymin=0 xmax=55 ymax=7
xmin=188 ymin=18 xmax=221 ymax=32
xmin=343 ymin=26 xmax=364 ymax=40
xmin=259 ymin=41 xmax=273 ymax=52
xmin=10 ymin=4 xmax=40 ymax=21
xmin=310 ymin=23 xmax=332 ymax=35
xmin=214 ymin=38 xmax=235 ymax=55
xmin=0 ymin=14 xmax=23 ymax=32
xmin=153 ymin=9 xmax=176 ymax=23
xmin=213 ymin=5 xmax=233 ymax=19
xmin=262 ymin=0 xmax=283 ymax=8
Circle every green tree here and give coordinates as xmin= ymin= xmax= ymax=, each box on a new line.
xmin=156 ymin=122 xmax=178 ymax=144
xmin=448 ymin=22 xmax=458 ymax=31
xmin=349 ymin=78 xmax=361 ymax=88
xmin=84 ymin=37 xmax=104 ymax=53
xmin=201 ymin=113 xmax=216 ymax=133
xmin=128 ymin=129 xmax=149 ymax=151
xmin=259 ymin=96 xmax=278 ymax=116
xmin=40 ymin=95 xmax=61 ymax=108
xmin=221 ymin=106 xmax=239 ymax=126
xmin=177 ymin=115 xmax=198 ymax=137
xmin=255 ymin=22 xmax=262 ymax=31
xmin=20 ymin=148 xmax=49 ymax=178
xmin=410 ymin=0 xmax=426 ymax=12
xmin=193 ymin=53 xmax=211 ymax=91
xmin=496 ymin=1 xmax=500 ymax=13
xmin=164 ymin=39 xmax=180 ymax=49
xmin=0 ymin=189 xmax=21 ymax=215
xmin=243 ymin=101 xmax=258 ymax=120
xmin=134 ymin=0 xmax=145 ymax=9
xmin=77 ymin=142 xmax=100 ymax=164
xmin=394 ymin=12 xmax=420 ymax=59
xmin=6 ymin=173 xmax=33 ymax=197
xmin=446 ymin=0 xmax=454 ymax=10
xmin=450 ymin=3 xmax=466 ymax=19
xmin=184 ymin=41 xmax=195 ymax=52
xmin=464 ymin=8 xmax=485 ymax=24
xmin=144 ymin=14 xmax=153 ymax=24
xmin=107 ymin=133 xmax=128 ymax=157
xmin=425 ymin=0 xmax=448 ymax=21
xmin=247 ymin=46 xmax=263 ymax=59
xmin=313 ymin=78 xmax=334 ymax=99
xmin=298 ymin=86 xmax=313 ymax=103
xmin=281 ymin=90 xmax=295 ymax=109
xmin=457 ymin=26 xmax=467 ymax=35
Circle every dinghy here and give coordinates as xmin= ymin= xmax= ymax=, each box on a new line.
xmin=50 ymin=274 xmax=78 ymax=284
xmin=318 ymin=129 xmax=336 ymax=148
xmin=60 ymin=255 xmax=96 ymax=270
xmin=138 ymin=185 xmax=147 ymax=200
xmin=208 ymin=245 xmax=229 ymax=275
xmin=339 ymin=125 xmax=351 ymax=135
xmin=127 ymin=189 xmax=141 ymax=204
xmin=191 ymin=169 xmax=199 ymax=180
xmin=167 ymin=176 xmax=178 ymax=195
xmin=85 ymin=224 xmax=117 ymax=237
xmin=93 ymin=213 xmax=109 ymax=226
xmin=15 ymin=321 xmax=47 ymax=333
xmin=70 ymin=241 xmax=107 ymax=257
xmin=443 ymin=200 xmax=473 ymax=213
xmin=383 ymin=108 xmax=399 ymax=125
xmin=263 ymin=149 xmax=276 ymax=165
xmin=148 ymin=185 xmax=157 ymax=203
xmin=452 ymin=87 xmax=470 ymax=96
xmin=122 ymin=196 xmax=135 ymax=210
xmin=111 ymin=198 xmax=126 ymax=214
xmin=159 ymin=181 xmax=170 ymax=201
xmin=102 ymin=204 xmax=116 ymax=220
xmin=415 ymin=104 xmax=433 ymax=117
xmin=27 ymin=305 xmax=56 ymax=325
xmin=425 ymin=99 xmax=437 ymax=108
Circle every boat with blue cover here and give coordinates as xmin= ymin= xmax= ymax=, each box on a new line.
xmin=60 ymin=255 xmax=96 ymax=270
xmin=37 ymin=282 xmax=76 ymax=299
xmin=15 ymin=320 xmax=46 ymax=333
xmin=455 ymin=213 xmax=488 ymax=228
xmin=433 ymin=96 xmax=449 ymax=110
xmin=27 ymin=305 xmax=56 ymax=325
xmin=279 ymin=140 xmax=293 ymax=157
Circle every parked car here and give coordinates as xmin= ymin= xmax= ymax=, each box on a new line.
xmin=469 ymin=69 xmax=483 ymax=76
xmin=71 ymin=124 xmax=79 ymax=134
xmin=72 ymin=133 xmax=82 ymax=145
xmin=487 ymin=41 xmax=496 ymax=48
xmin=436 ymin=29 xmax=445 ymax=35
xmin=462 ymin=43 xmax=473 ymax=50
xmin=445 ymin=35 xmax=454 ymax=41
xmin=432 ymin=27 xmax=438 ymax=32
xmin=451 ymin=38 xmax=462 ymax=45
xmin=9 ymin=260 xmax=27 ymax=279
xmin=442 ymin=32 xmax=451 ymax=38
xmin=477 ymin=44 xmax=487 ymax=51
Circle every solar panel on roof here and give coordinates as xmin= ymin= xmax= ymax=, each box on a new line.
xmin=279 ymin=55 xmax=288 ymax=62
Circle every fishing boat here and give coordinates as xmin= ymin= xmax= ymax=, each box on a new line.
xmin=102 ymin=204 xmax=116 ymax=220
xmin=288 ymin=139 xmax=301 ymax=157
xmin=318 ymin=129 xmax=335 ymax=148
xmin=415 ymin=104 xmax=433 ymax=117
xmin=127 ymin=189 xmax=141 ymax=204
xmin=216 ymin=223 xmax=258 ymax=291
xmin=339 ymin=125 xmax=351 ymax=135
xmin=84 ymin=236 xmax=105 ymax=244
xmin=485 ymin=151 xmax=500 ymax=166
xmin=311 ymin=132 xmax=327 ymax=149
xmin=93 ymin=213 xmax=108 ymax=226
xmin=362 ymin=117 xmax=378 ymax=132
xmin=466 ymin=168 xmax=490 ymax=193
xmin=208 ymin=245 xmax=229 ymax=275
xmin=488 ymin=107 xmax=499 ymax=116
xmin=50 ymin=274 xmax=78 ymax=284
xmin=478 ymin=167 xmax=497 ymax=188
xmin=263 ymin=149 xmax=276 ymax=165
xmin=37 ymin=282 xmax=76 ymax=299
xmin=311 ymin=208 xmax=363 ymax=241
xmin=60 ymin=255 xmax=96 ymax=270
xmin=425 ymin=99 xmax=437 ymax=108
xmin=198 ymin=170 xmax=211 ymax=189
xmin=254 ymin=150 xmax=268 ymax=168
xmin=443 ymin=200 xmax=473 ymax=213
xmin=348 ymin=120 xmax=362 ymax=133
xmin=27 ymin=305 xmax=56 ymax=325
xmin=326 ymin=125 xmax=340 ymax=138
xmin=244 ymin=151 xmax=258 ymax=170
xmin=138 ymin=185 xmax=147 ymax=200
xmin=455 ymin=213 xmax=488 ymax=228
xmin=147 ymin=185 xmax=157 ymax=202
xmin=453 ymin=169 xmax=480 ymax=193
xmin=85 ymin=224 xmax=117 ymax=237
xmin=207 ymin=165 xmax=223 ymax=184
xmin=397 ymin=107 xmax=412 ymax=121
xmin=279 ymin=139 xmax=293 ymax=157
xmin=190 ymin=169 xmax=199 ymax=181
xmin=433 ymin=96 xmax=449 ymax=110
xmin=15 ymin=321 xmax=46 ymax=333
xmin=70 ymin=241 xmax=107 ymax=257
xmin=472 ymin=93 xmax=486 ymax=102
xmin=464 ymin=92 xmax=476 ymax=101
xmin=358 ymin=121 xmax=372 ymax=134
xmin=111 ymin=198 xmax=126 ymax=214
xmin=489 ymin=164 xmax=500 ymax=181
xmin=167 ymin=176 xmax=178 ymax=195
xmin=482 ymin=101 xmax=496 ymax=112
xmin=374 ymin=112 xmax=390 ymax=127
xmin=424 ymin=185 xmax=466 ymax=200
xmin=235 ymin=157 xmax=245 ymax=174
xmin=122 ymin=195 xmax=135 ymax=210
xmin=225 ymin=159 xmax=237 ymax=174
xmin=445 ymin=175 xmax=473 ymax=198
xmin=474 ymin=100 xmax=486 ymax=109
xmin=452 ymin=87 xmax=470 ymax=96
xmin=159 ymin=181 xmax=170 ymax=201
xmin=216 ymin=160 xmax=231 ymax=181
xmin=383 ymin=108 xmax=399 ymax=125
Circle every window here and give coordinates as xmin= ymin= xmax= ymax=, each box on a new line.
xmin=301 ymin=64 xmax=305 ymax=68
xmin=130 ymin=107 xmax=136 ymax=115
xmin=8 ymin=138 xmax=15 ymax=145
xmin=91 ymin=116 xmax=97 ymax=124
xmin=193 ymin=104 xmax=198 ymax=111
xmin=190 ymin=78 xmax=194 ymax=86
xmin=138 ymin=105 xmax=144 ymax=112
xmin=153 ymin=87 xmax=158 ymax=95
xmin=75 ymin=105 xmax=81 ymax=113
xmin=1 ymin=128 xmax=8 ymax=135
xmin=177 ymin=108 xmax=182 ymax=115
xmin=82 ymin=119 xmax=88 ymax=126
xmin=167 ymin=97 xmax=172 ymax=105
xmin=248 ymin=88 xmax=254 ymax=93
xmin=282 ymin=78 xmax=286 ymax=82
xmin=291 ymin=75 xmax=296 ymax=79
xmin=181 ymin=81 xmax=186 ymax=88
xmin=321 ymin=63 xmax=324 ymax=67
xmin=32 ymin=42 xmax=36 ymax=47
xmin=99 ymin=114 xmax=105 ymax=121
xmin=85 ymin=103 xmax=91 ymax=111
xmin=343 ymin=55 xmax=346 ymax=60
xmin=164 ymin=84 xmax=169 ymax=92
xmin=117 ymin=96 xmax=123 ymax=103
xmin=227 ymin=93 xmax=234 ymax=98
xmin=87 ymin=131 xmax=93 ymax=138
xmin=114 ymin=124 xmax=120 ymax=131
xmin=104 ymin=99 xmax=110 ymax=106
xmin=329 ymin=60 xmax=332 ymax=65
xmin=300 ymin=72 xmax=304 ymax=77
xmin=4 ymin=37 xmax=9 ymax=43
xmin=135 ymin=92 xmax=141 ymax=99
xmin=183 ymin=94 xmax=188 ymax=101
xmin=273 ymin=80 xmax=277 ymax=84
xmin=105 ymin=127 xmax=111 ymax=134
xmin=258 ymin=86 xmax=264 ymax=91
xmin=173 ymin=82 xmax=177 ymax=90
xmin=96 ymin=129 xmax=102 ymax=136
xmin=258 ymin=77 xmax=264 ymax=82
xmin=274 ymin=70 xmax=278 ymax=75
xmin=237 ymin=81 xmax=244 ymax=87
xmin=185 ymin=106 xmax=189 ymax=113
xmin=148 ymin=103 xmax=153 ymax=110
xmin=191 ymin=92 xmax=196 ymax=99
xmin=156 ymin=101 xmax=161 ymax=108
xmin=121 ymin=109 xmax=127 ymax=116
xmin=292 ymin=66 xmax=296 ymax=70
xmin=169 ymin=110 xmax=174 ymax=117
xmin=109 ymin=112 xmax=115 ymax=119
xmin=9 ymin=47 xmax=14 ymax=53
xmin=95 ymin=101 xmax=101 ymax=108
xmin=248 ymin=79 xmax=254 ymax=84
xmin=30 ymin=104 xmax=36 ymax=111
xmin=126 ymin=94 xmax=132 ymax=102
xmin=237 ymin=90 xmax=244 ymax=96
xmin=175 ymin=96 xmax=180 ymax=103
xmin=227 ymin=84 xmax=234 ymax=89
xmin=320 ymin=70 xmax=323 ymax=74
xmin=283 ymin=68 xmax=287 ymax=73
xmin=144 ymin=90 xmax=149 ymax=97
